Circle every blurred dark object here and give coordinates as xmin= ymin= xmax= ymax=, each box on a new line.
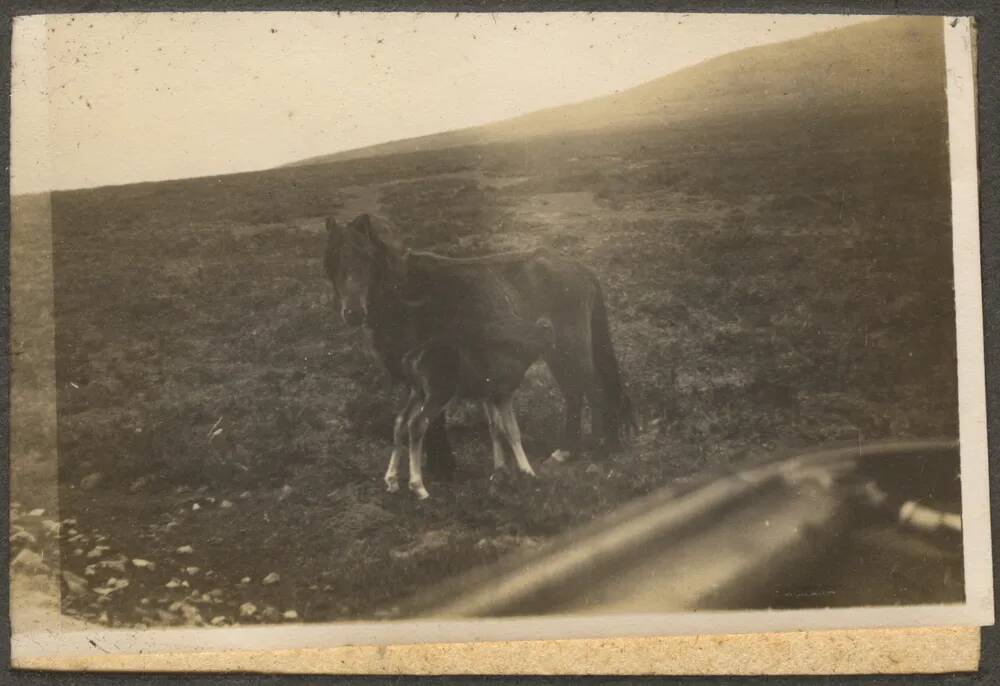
xmin=401 ymin=439 xmax=963 ymax=617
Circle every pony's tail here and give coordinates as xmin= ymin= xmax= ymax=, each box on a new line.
xmin=590 ymin=283 xmax=637 ymax=451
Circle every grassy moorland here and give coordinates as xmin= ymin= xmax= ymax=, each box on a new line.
xmin=13 ymin=18 xmax=958 ymax=625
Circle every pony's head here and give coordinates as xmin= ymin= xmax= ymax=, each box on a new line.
xmin=323 ymin=214 xmax=395 ymax=327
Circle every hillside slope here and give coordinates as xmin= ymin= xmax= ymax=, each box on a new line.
xmin=286 ymin=16 xmax=944 ymax=168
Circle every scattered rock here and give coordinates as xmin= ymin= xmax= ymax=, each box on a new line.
xmin=475 ymin=535 xmax=543 ymax=553
xmin=239 ymin=576 xmax=251 ymax=585
xmin=178 ymin=603 xmax=204 ymax=625
xmin=140 ymin=598 xmax=151 ymax=606
xmin=86 ymin=545 xmax=111 ymax=559
xmin=73 ymin=548 xmax=84 ymax=556
xmin=239 ymin=491 xmax=251 ymax=499
xmin=61 ymin=517 xmax=78 ymax=526
xmin=128 ymin=476 xmax=150 ymax=494
xmin=260 ymin=606 xmax=281 ymax=622
xmin=98 ymin=556 xmax=128 ymax=573
xmin=327 ymin=483 xmax=361 ymax=503
xmin=239 ymin=602 xmax=258 ymax=617
xmin=165 ymin=579 xmax=182 ymax=589
xmin=262 ymin=572 xmax=281 ymax=585
xmin=84 ymin=564 xmax=98 ymax=577
xmin=585 ymin=463 xmax=602 ymax=475
xmin=95 ymin=578 xmax=129 ymax=596
xmin=12 ymin=548 xmax=45 ymax=574
xmin=176 ymin=545 xmax=194 ymax=554
xmin=282 ymin=610 xmax=299 ymax=621
xmin=390 ymin=530 xmax=451 ymax=560
xmin=61 ymin=571 xmax=89 ymax=595
xmin=28 ymin=508 xmax=46 ymax=517
xmin=10 ymin=530 xmax=37 ymax=546
xmin=192 ymin=503 xmax=201 ymax=511
xmin=208 ymin=588 xmax=224 ymax=600
xmin=157 ymin=609 xmax=180 ymax=625
xmin=132 ymin=559 xmax=155 ymax=570
xmin=41 ymin=520 xmax=61 ymax=537
xmin=220 ymin=500 xmax=234 ymax=509
xmin=185 ymin=567 xmax=201 ymax=576
xmin=210 ymin=616 xmax=229 ymax=626
xmin=80 ymin=473 xmax=104 ymax=491
xmin=279 ymin=484 xmax=294 ymax=500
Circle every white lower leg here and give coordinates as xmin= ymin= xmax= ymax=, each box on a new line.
xmin=501 ymin=401 xmax=536 ymax=477
xmin=408 ymin=412 xmax=430 ymax=499
xmin=384 ymin=450 xmax=401 ymax=493
xmin=386 ymin=399 xmax=413 ymax=493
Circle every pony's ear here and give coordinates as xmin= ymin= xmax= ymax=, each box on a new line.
xmin=354 ymin=214 xmax=393 ymax=255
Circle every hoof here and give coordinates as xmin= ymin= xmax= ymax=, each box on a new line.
xmin=409 ymin=483 xmax=430 ymax=500
xmin=548 ymin=449 xmax=572 ymax=463
xmin=518 ymin=466 xmax=538 ymax=478
xmin=490 ymin=465 xmax=510 ymax=480
xmin=385 ymin=479 xmax=399 ymax=493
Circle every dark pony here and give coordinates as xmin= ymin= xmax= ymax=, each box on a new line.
xmin=323 ymin=213 xmax=635 ymax=480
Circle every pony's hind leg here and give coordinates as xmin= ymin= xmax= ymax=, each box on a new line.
xmin=497 ymin=395 xmax=537 ymax=478
xmin=483 ymin=401 xmax=507 ymax=473
xmin=385 ymin=389 xmax=419 ymax=493
xmin=544 ymin=352 xmax=585 ymax=463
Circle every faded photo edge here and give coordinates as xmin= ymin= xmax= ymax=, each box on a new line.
xmin=7 ymin=13 xmax=992 ymax=673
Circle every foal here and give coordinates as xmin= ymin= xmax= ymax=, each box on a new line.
xmin=385 ymin=318 xmax=554 ymax=499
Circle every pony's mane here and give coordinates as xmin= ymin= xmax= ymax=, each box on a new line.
xmin=349 ymin=213 xmax=403 ymax=252
xmin=404 ymin=247 xmax=544 ymax=267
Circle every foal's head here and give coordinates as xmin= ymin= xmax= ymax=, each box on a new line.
xmin=324 ymin=214 xmax=395 ymax=327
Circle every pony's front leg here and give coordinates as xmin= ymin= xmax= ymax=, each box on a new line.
xmin=386 ymin=391 xmax=418 ymax=493
xmin=408 ymin=400 xmax=446 ymax=500
xmin=384 ymin=451 xmax=401 ymax=493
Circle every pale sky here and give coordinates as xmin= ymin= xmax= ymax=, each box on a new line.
xmin=12 ymin=12 xmax=879 ymax=194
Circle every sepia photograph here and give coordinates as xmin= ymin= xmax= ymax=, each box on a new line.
xmin=8 ymin=10 xmax=993 ymax=670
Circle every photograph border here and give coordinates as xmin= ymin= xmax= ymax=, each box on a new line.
xmin=4 ymin=0 xmax=998 ymax=678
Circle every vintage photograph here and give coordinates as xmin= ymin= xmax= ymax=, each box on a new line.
xmin=8 ymin=11 xmax=992 ymax=663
